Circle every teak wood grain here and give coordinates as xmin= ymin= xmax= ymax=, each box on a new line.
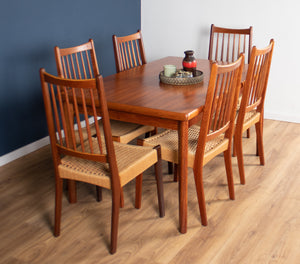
xmin=104 ymin=57 xmax=210 ymax=124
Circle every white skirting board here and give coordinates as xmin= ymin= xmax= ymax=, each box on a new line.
xmin=0 ymin=117 xmax=97 ymax=167
xmin=0 ymin=114 xmax=299 ymax=167
xmin=264 ymin=113 xmax=300 ymax=124
xmin=0 ymin=136 xmax=50 ymax=167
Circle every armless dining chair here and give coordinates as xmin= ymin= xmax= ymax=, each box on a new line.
xmin=208 ymin=24 xmax=253 ymax=64
xmin=55 ymin=39 xmax=155 ymax=144
xmin=208 ymin=24 xmax=253 ymax=138
xmin=39 ymin=69 xmax=164 ymax=254
xmin=234 ymin=39 xmax=274 ymax=184
xmin=141 ymin=55 xmax=245 ymax=226
xmin=55 ymin=39 xmax=156 ymax=205
xmin=112 ymin=30 xmax=147 ymax=73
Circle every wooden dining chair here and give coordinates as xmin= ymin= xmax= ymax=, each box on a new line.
xmin=208 ymin=24 xmax=253 ymax=64
xmin=233 ymin=39 xmax=274 ymax=184
xmin=112 ymin=30 xmax=147 ymax=73
xmin=208 ymin=24 xmax=253 ymax=138
xmin=55 ymin=39 xmax=156 ymax=205
xmin=54 ymin=39 xmax=155 ymax=144
xmin=141 ymin=55 xmax=245 ymax=226
xmin=39 ymin=69 xmax=165 ymax=254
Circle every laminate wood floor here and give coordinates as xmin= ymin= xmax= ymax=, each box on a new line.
xmin=0 ymin=120 xmax=299 ymax=264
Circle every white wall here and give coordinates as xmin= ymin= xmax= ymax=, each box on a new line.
xmin=142 ymin=0 xmax=300 ymax=123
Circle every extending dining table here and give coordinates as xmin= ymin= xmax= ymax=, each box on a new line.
xmin=102 ymin=56 xmax=214 ymax=234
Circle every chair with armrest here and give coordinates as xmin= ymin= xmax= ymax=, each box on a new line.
xmin=141 ymin=55 xmax=245 ymax=226
xmin=55 ymin=39 xmax=156 ymax=204
xmin=234 ymin=39 xmax=275 ymax=184
xmin=39 ymin=69 xmax=164 ymax=254
xmin=208 ymin=24 xmax=253 ymax=138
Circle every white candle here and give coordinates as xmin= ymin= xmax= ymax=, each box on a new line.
xmin=163 ymin=65 xmax=176 ymax=77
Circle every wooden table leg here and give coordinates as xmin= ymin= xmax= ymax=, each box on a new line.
xmin=178 ymin=121 xmax=188 ymax=234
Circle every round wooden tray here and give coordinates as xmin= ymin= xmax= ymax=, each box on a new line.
xmin=159 ymin=70 xmax=203 ymax=85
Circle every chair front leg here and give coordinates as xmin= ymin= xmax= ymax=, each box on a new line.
xmin=54 ymin=178 xmax=63 ymax=237
xmin=223 ymin=148 xmax=235 ymax=199
xmin=255 ymin=121 xmax=265 ymax=165
xmin=193 ymin=167 xmax=207 ymax=226
xmin=110 ymin=188 xmax=120 ymax=254
xmin=234 ymin=130 xmax=246 ymax=185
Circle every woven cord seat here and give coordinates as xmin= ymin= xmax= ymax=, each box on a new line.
xmin=243 ymin=110 xmax=260 ymax=127
xmin=59 ymin=140 xmax=158 ymax=189
xmin=99 ymin=120 xmax=154 ymax=143
xmin=235 ymin=110 xmax=260 ymax=127
xmin=141 ymin=55 xmax=245 ymax=226
xmin=143 ymin=126 xmax=228 ymax=168
xmin=75 ymin=120 xmax=154 ymax=145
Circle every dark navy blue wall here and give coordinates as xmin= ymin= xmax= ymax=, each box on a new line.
xmin=0 ymin=0 xmax=141 ymax=156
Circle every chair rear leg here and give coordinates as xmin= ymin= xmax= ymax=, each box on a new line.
xmin=136 ymin=140 xmax=164 ymax=216
xmin=173 ymin=163 xmax=179 ymax=182
xmin=135 ymin=174 xmax=143 ymax=209
xmin=224 ymin=149 xmax=235 ymax=199
xmin=255 ymin=121 xmax=265 ymax=165
xmin=120 ymin=188 xmax=124 ymax=208
xmin=67 ymin=179 xmax=77 ymax=203
xmin=96 ymin=186 xmax=102 ymax=202
xmin=54 ymin=178 xmax=63 ymax=237
xmin=168 ymin=162 xmax=173 ymax=174
xmin=168 ymin=162 xmax=179 ymax=182
xmin=154 ymin=145 xmax=165 ymax=217
xmin=151 ymin=127 xmax=158 ymax=136
xmin=232 ymin=136 xmax=237 ymax=157
xmin=247 ymin=128 xmax=250 ymax=138
xmin=98 ymin=187 xmax=123 ymax=208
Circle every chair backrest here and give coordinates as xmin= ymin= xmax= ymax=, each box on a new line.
xmin=194 ymin=54 xmax=245 ymax=166
xmin=208 ymin=24 xmax=253 ymax=63
xmin=112 ymin=30 xmax=147 ymax=73
xmin=237 ymin=39 xmax=274 ymax=123
xmin=54 ymin=39 xmax=99 ymax=79
xmin=39 ymin=69 xmax=120 ymax=187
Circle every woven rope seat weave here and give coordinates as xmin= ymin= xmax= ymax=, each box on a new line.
xmin=244 ymin=110 xmax=260 ymax=123
xmin=98 ymin=120 xmax=154 ymax=143
xmin=73 ymin=120 xmax=154 ymax=145
xmin=235 ymin=110 xmax=260 ymax=128
xmin=59 ymin=139 xmax=158 ymax=189
xmin=142 ymin=125 xmax=228 ymax=168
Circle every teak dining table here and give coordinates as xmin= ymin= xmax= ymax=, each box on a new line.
xmin=102 ymin=56 xmax=213 ymax=234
